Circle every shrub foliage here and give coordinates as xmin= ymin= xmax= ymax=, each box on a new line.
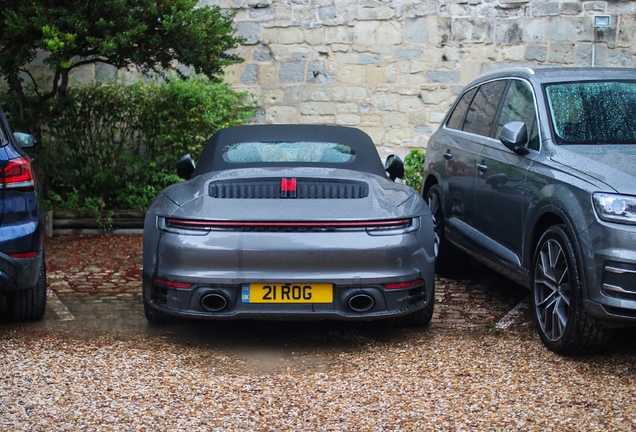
xmin=3 ymin=78 xmax=254 ymax=210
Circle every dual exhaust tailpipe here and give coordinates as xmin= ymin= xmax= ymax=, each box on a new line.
xmin=201 ymin=291 xmax=375 ymax=313
xmin=200 ymin=293 xmax=228 ymax=312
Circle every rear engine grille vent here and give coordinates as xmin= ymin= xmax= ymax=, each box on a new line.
xmin=209 ymin=178 xmax=369 ymax=199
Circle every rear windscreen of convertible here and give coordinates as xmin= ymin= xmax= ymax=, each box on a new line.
xmin=223 ymin=141 xmax=357 ymax=164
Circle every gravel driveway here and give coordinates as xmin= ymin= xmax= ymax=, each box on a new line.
xmin=1 ymin=236 xmax=636 ymax=430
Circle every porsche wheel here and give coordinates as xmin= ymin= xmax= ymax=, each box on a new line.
xmin=425 ymin=185 xmax=469 ymax=277
xmin=532 ymin=225 xmax=610 ymax=355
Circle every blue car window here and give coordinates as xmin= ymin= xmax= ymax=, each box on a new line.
xmin=223 ymin=142 xmax=356 ymax=164
xmin=546 ymin=81 xmax=636 ymax=144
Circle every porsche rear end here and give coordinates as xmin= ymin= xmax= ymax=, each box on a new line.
xmin=143 ymin=169 xmax=435 ymax=322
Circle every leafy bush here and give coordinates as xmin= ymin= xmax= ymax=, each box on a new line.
xmin=3 ymin=77 xmax=254 ymax=210
xmin=403 ymin=148 xmax=426 ymax=192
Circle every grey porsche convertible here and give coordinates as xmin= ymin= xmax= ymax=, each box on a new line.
xmin=143 ymin=124 xmax=435 ymax=325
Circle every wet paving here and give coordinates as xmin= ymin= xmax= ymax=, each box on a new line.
xmin=0 ymin=235 xmax=538 ymax=374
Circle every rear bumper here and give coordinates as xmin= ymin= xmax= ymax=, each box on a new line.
xmin=0 ymin=250 xmax=43 ymax=292
xmin=143 ymin=274 xmax=432 ymax=321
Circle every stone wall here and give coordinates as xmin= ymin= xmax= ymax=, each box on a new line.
xmin=200 ymin=0 xmax=636 ymax=158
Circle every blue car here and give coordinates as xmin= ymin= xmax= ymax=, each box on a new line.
xmin=0 ymin=105 xmax=46 ymax=320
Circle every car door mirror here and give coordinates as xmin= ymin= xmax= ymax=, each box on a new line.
xmin=13 ymin=132 xmax=35 ymax=149
xmin=177 ymin=154 xmax=196 ymax=180
xmin=499 ymin=121 xmax=529 ymax=155
xmin=384 ymin=154 xmax=404 ymax=181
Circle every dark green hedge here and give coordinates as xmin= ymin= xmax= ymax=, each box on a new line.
xmin=3 ymin=77 xmax=254 ymax=210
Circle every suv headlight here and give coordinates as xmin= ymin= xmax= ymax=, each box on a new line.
xmin=593 ymin=193 xmax=636 ymax=225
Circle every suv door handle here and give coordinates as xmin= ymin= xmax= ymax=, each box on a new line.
xmin=443 ymin=150 xmax=452 ymax=160
xmin=477 ymin=162 xmax=488 ymax=172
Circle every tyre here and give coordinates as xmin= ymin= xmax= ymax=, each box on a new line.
xmin=404 ymin=292 xmax=435 ymax=326
xmin=425 ymin=185 xmax=469 ymax=277
xmin=143 ymin=297 xmax=186 ymax=325
xmin=9 ymin=256 xmax=47 ymax=321
xmin=532 ymin=225 xmax=611 ymax=355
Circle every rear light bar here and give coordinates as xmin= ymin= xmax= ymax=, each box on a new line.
xmin=8 ymin=252 xmax=38 ymax=259
xmin=154 ymin=278 xmax=193 ymax=289
xmin=384 ymin=279 xmax=424 ymax=290
xmin=165 ymin=217 xmax=411 ymax=230
xmin=1 ymin=156 xmax=35 ymax=191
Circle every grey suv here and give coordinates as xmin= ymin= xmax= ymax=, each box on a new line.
xmin=423 ymin=67 xmax=636 ymax=354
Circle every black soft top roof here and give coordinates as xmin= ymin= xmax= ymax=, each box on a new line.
xmin=192 ymin=124 xmax=387 ymax=177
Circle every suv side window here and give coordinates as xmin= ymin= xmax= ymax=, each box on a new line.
xmin=0 ymin=120 xmax=8 ymax=146
xmin=463 ymin=80 xmax=508 ymax=138
xmin=446 ymin=87 xmax=478 ymax=130
xmin=497 ymin=79 xmax=540 ymax=151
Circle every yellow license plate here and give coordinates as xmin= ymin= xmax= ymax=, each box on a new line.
xmin=242 ymin=283 xmax=333 ymax=303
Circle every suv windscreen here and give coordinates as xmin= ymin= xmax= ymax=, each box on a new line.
xmin=546 ymin=81 xmax=636 ymax=144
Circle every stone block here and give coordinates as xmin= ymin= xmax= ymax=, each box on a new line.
xmin=307 ymin=61 xmax=334 ymax=84
xmin=525 ymin=45 xmax=547 ymax=62
xmin=279 ymin=61 xmax=306 ymax=83
xmin=346 ymin=86 xmax=368 ymax=99
xmin=266 ymin=106 xmax=298 ymax=123
xmin=420 ymin=89 xmax=450 ymax=105
xmin=337 ymin=65 xmax=367 ymax=84
xmin=262 ymin=27 xmax=305 ymax=45
xmin=545 ymin=17 xmax=593 ymax=42
xmin=560 ymin=2 xmax=582 ymax=15
xmin=414 ymin=125 xmax=433 ymax=134
xmin=409 ymin=112 xmax=429 ymax=126
xmin=336 ymin=114 xmax=361 ymax=125
xmin=452 ymin=18 xmax=490 ymax=43
xmin=360 ymin=103 xmax=372 ymax=113
xmin=532 ymin=2 xmax=559 ymax=16
xmin=618 ymin=14 xmax=636 ymax=50
xmin=311 ymin=87 xmax=332 ymax=101
xmin=262 ymin=89 xmax=285 ymax=106
xmin=237 ymin=21 xmax=261 ymax=45
xmin=300 ymin=115 xmax=335 ymax=124
xmin=400 ymin=74 xmax=427 ymax=86
xmin=406 ymin=18 xmax=427 ymax=43
xmin=373 ymin=93 xmax=399 ymax=111
xmin=502 ymin=45 xmax=525 ymax=61
xmin=354 ymin=21 xmax=402 ymax=46
xmin=399 ymin=98 xmax=425 ymax=113
xmin=428 ymin=17 xmax=452 ymax=47
xmin=360 ymin=54 xmax=381 ymax=65
xmin=240 ymin=64 xmax=258 ymax=84
xmin=304 ymin=28 xmax=324 ymax=45
xmin=335 ymin=53 xmax=360 ymax=64
xmin=383 ymin=63 xmax=397 ymax=84
xmin=606 ymin=48 xmax=634 ymax=67
xmin=299 ymin=101 xmax=335 ymax=115
xmin=461 ymin=62 xmax=481 ymax=83
xmin=429 ymin=112 xmax=447 ymax=123
xmin=549 ymin=42 xmax=576 ymax=64
xmin=382 ymin=112 xmax=407 ymax=126
xmin=337 ymin=102 xmax=359 ymax=113
xmin=249 ymin=8 xmax=275 ymax=21
xmin=69 ymin=65 xmax=95 ymax=86
xmin=394 ymin=50 xmax=422 ymax=59
xmin=253 ymin=47 xmax=272 ymax=62
xmin=325 ymin=26 xmax=353 ymax=45
xmin=359 ymin=7 xmax=396 ymax=21
xmin=258 ymin=64 xmax=277 ymax=85
xmin=318 ymin=5 xmax=337 ymax=21
xmin=332 ymin=87 xmax=347 ymax=101
xmin=427 ymin=71 xmax=460 ymax=83
xmin=385 ymin=128 xmax=414 ymax=146
xmin=285 ymin=86 xmax=309 ymax=103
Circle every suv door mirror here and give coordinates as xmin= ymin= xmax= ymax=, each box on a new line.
xmin=499 ymin=121 xmax=529 ymax=155
xmin=13 ymin=132 xmax=35 ymax=149
xmin=177 ymin=154 xmax=196 ymax=180
xmin=384 ymin=154 xmax=404 ymax=181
